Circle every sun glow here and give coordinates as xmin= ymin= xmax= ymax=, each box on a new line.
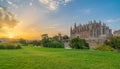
xmin=8 ymin=34 xmax=14 ymax=38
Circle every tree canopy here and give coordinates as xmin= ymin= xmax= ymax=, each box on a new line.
xmin=70 ymin=37 xmax=89 ymax=49
xmin=104 ymin=36 xmax=120 ymax=50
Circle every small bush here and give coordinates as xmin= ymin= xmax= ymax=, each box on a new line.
xmin=70 ymin=37 xmax=89 ymax=49
xmin=104 ymin=36 xmax=120 ymax=50
xmin=44 ymin=40 xmax=64 ymax=48
xmin=49 ymin=40 xmax=64 ymax=48
xmin=0 ymin=43 xmax=21 ymax=49
xmin=94 ymin=44 xmax=115 ymax=51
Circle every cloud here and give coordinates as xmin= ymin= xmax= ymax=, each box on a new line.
xmin=7 ymin=0 xmax=13 ymax=5
xmin=0 ymin=5 xmax=18 ymax=30
xmin=6 ymin=0 xmax=19 ymax=9
xmin=106 ymin=18 xmax=120 ymax=23
xmin=29 ymin=2 xmax=33 ymax=6
xmin=39 ymin=0 xmax=72 ymax=10
xmin=106 ymin=19 xmax=114 ymax=23
xmin=5 ymin=0 xmax=72 ymax=10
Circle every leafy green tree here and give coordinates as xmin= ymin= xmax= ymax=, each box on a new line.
xmin=53 ymin=35 xmax=60 ymax=42
xmin=41 ymin=34 xmax=64 ymax=48
xmin=19 ymin=39 xmax=27 ymax=46
xmin=41 ymin=34 xmax=49 ymax=40
xmin=30 ymin=40 xmax=41 ymax=46
xmin=41 ymin=34 xmax=50 ymax=47
xmin=48 ymin=40 xmax=64 ymax=48
xmin=104 ymin=36 xmax=120 ymax=50
xmin=52 ymin=40 xmax=64 ymax=48
xmin=53 ymin=34 xmax=63 ymax=42
xmin=62 ymin=35 xmax=69 ymax=42
xmin=70 ymin=37 xmax=89 ymax=49
xmin=63 ymin=35 xmax=69 ymax=40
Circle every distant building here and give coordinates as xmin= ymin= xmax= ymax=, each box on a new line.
xmin=0 ymin=38 xmax=9 ymax=43
xmin=113 ymin=30 xmax=120 ymax=36
xmin=0 ymin=38 xmax=22 ymax=43
xmin=70 ymin=20 xmax=112 ymax=48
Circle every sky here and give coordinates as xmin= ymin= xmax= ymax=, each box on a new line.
xmin=0 ymin=0 xmax=120 ymax=39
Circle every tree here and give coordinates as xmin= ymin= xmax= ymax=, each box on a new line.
xmin=30 ymin=40 xmax=41 ymax=46
xmin=41 ymin=34 xmax=49 ymax=40
xmin=19 ymin=39 xmax=27 ymax=46
xmin=62 ymin=35 xmax=69 ymax=42
xmin=41 ymin=34 xmax=49 ymax=47
xmin=53 ymin=35 xmax=60 ymax=42
xmin=41 ymin=34 xmax=64 ymax=48
xmin=47 ymin=40 xmax=64 ymax=48
xmin=70 ymin=37 xmax=89 ymax=49
xmin=53 ymin=33 xmax=63 ymax=42
xmin=104 ymin=36 xmax=120 ymax=50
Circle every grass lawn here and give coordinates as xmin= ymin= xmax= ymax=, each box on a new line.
xmin=0 ymin=46 xmax=120 ymax=69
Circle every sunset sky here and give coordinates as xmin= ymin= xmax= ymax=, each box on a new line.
xmin=0 ymin=0 xmax=120 ymax=39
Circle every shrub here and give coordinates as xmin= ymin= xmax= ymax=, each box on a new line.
xmin=19 ymin=39 xmax=28 ymax=46
xmin=104 ymin=36 xmax=120 ymax=50
xmin=28 ymin=40 xmax=41 ymax=46
xmin=70 ymin=37 xmax=89 ymax=49
xmin=43 ymin=40 xmax=64 ymax=48
xmin=0 ymin=43 xmax=21 ymax=49
xmin=94 ymin=44 xmax=115 ymax=51
xmin=49 ymin=40 xmax=64 ymax=48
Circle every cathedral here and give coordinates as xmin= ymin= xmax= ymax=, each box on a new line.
xmin=70 ymin=20 xmax=112 ymax=48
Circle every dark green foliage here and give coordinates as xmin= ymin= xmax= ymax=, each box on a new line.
xmin=53 ymin=35 xmax=60 ymax=42
xmin=0 ymin=43 xmax=21 ymax=49
xmin=62 ymin=35 xmax=69 ymax=40
xmin=42 ymin=40 xmax=64 ymax=48
xmin=41 ymin=34 xmax=64 ymax=48
xmin=41 ymin=34 xmax=49 ymax=46
xmin=70 ymin=37 xmax=89 ymax=49
xmin=62 ymin=35 xmax=69 ymax=42
xmin=94 ymin=44 xmax=115 ymax=51
xmin=42 ymin=38 xmax=50 ymax=47
xmin=104 ymin=36 xmax=120 ymax=50
xmin=41 ymin=34 xmax=49 ymax=40
xmin=53 ymin=34 xmax=69 ymax=42
xmin=19 ymin=39 xmax=27 ymax=46
xmin=29 ymin=40 xmax=41 ymax=46
xmin=48 ymin=40 xmax=64 ymax=48
xmin=53 ymin=34 xmax=62 ymax=42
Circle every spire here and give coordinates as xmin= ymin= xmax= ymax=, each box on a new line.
xmin=79 ymin=23 xmax=82 ymax=26
xmin=70 ymin=27 xmax=72 ymax=34
xmin=70 ymin=27 xmax=72 ymax=31
xmin=90 ymin=20 xmax=92 ymax=24
xmin=94 ymin=20 xmax=96 ymax=23
xmin=88 ymin=21 xmax=91 ymax=24
xmin=74 ymin=22 xmax=77 ymax=28
xmin=103 ymin=23 xmax=106 ymax=26
xmin=99 ymin=20 xmax=101 ymax=23
xmin=99 ymin=20 xmax=101 ymax=25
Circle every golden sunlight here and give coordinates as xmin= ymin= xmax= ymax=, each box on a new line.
xmin=8 ymin=34 xmax=14 ymax=38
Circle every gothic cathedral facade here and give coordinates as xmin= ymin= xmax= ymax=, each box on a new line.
xmin=70 ymin=20 xmax=112 ymax=48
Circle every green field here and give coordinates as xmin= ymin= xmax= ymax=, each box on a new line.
xmin=0 ymin=46 xmax=120 ymax=69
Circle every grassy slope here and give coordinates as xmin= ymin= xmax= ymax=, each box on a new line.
xmin=0 ymin=46 xmax=120 ymax=69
